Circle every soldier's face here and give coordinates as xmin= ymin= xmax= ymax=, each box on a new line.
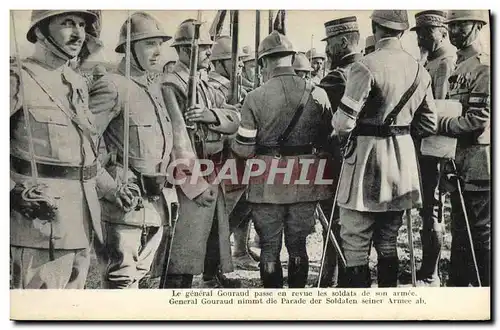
xmin=133 ymin=38 xmax=163 ymax=71
xmin=416 ymin=26 xmax=444 ymax=52
xmin=47 ymin=14 xmax=87 ymax=57
xmin=448 ymin=21 xmax=481 ymax=49
xmin=311 ymin=58 xmax=323 ymax=74
xmin=243 ymin=61 xmax=256 ymax=81
xmin=221 ymin=59 xmax=243 ymax=77
xmin=295 ymin=70 xmax=308 ymax=78
xmin=198 ymin=45 xmax=212 ymax=69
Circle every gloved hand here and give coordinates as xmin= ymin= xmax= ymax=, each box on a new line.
xmin=114 ymin=182 xmax=143 ymax=212
xmin=11 ymin=183 xmax=58 ymax=221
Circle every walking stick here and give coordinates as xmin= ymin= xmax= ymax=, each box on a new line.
xmin=450 ymin=159 xmax=482 ymax=286
xmin=406 ymin=210 xmax=417 ymax=287
xmin=317 ymin=161 xmax=345 ymax=288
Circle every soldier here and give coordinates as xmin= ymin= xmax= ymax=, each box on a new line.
xmin=292 ymin=52 xmax=314 ymax=79
xmin=208 ymin=35 xmax=247 ymax=102
xmin=208 ymin=36 xmax=259 ymax=271
xmin=92 ymin=64 xmax=107 ymax=83
xmin=316 ymin=16 xmax=363 ymax=288
xmin=162 ymin=19 xmax=241 ymax=288
xmin=305 ymin=48 xmax=326 ymax=85
xmin=442 ymin=10 xmax=490 ymax=287
xmin=410 ymin=10 xmax=457 ymax=287
xmin=331 ymin=10 xmax=438 ymax=288
xmin=364 ymin=35 xmax=375 ymax=55
xmin=10 ymin=10 xmax=128 ymax=289
xmin=232 ymin=31 xmax=334 ymax=288
xmin=89 ymin=12 xmax=205 ymax=289
xmin=241 ymin=45 xmax=257 ymax=89
xmin=163 ymin=61 xmax=176 ymax=74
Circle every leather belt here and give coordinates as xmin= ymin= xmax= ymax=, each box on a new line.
xmin=256 ymin=145 xmax=316 ymax=157
xmin=11 ymin=156 xmax=97 ymax=180
xmin=115 ymin=154 xmax=173 ymax=190
xmin=356 ymin=124 xmax=411 ymax=137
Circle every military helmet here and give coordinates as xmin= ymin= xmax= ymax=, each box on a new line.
xmin=92 ymin=64 xmax=107 ymax=76
xmin=241 ymin=45 xmax=255 ymax=63
xmin=170 ymin=19 xmax=213 ymax=47
xmin=446 ymin=10 xmax=488 ymax=25
xmin=210 ymin=35 xmax=246 ymax=61
xmin=115 ymin=12 xmax=171 ymax=53
xmin=293 ymin=52 xmax=314 ymax=72
xmin=27 ymin=10 xmax=98 ymax=43
xmin=371 ymin=10 xmax=410 ymax=31
xmin=258 ymin=30 xmax=295 ymax=61
xmin=306 ymin=48 xmax=326 ymax=61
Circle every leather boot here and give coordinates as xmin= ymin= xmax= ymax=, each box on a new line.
xmin=163 ymin=274 xmax=193 ymax=288
xmin=287 ymin=257 xmax=309 ymax=288
xmin=417 ymin=230 xmax=443 ymax=287
xmin=475 ymin=249 xmax=490 ymax=287
xmin=260 ymin=261 xmax=283 ymax=288
xmin=316 ymin=223 xmax=340 ymax=288
xmin=377 ymin=257 xmax=399 ymax=287
xmin=338 ymin=264 xmax=371 ymax=288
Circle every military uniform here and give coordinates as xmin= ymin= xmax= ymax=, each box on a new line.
xmin=332 ymin=10 xmax=438 ymax=288
xmin=89 ymin=12 xmax=197 ymax=289
xmin=161 ymin=20 xmax=240 ymax=287
xmin=232 ymin=31 xmax=334 ymax=288
xmin=10 ymin=10 xmax=117 ymax=289
xmin=410 ymin=10 xmax=457 ymax=286
xmin=305 ymin=48 xmax=326 ymax=85
xmin=316 ymin=16 xmax=363 ymax=287
xmin=441 ymin=10 xmax=490 ymax=287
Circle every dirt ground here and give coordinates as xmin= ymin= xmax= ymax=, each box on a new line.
xmin=84 ymin=197 xmax=453 ymax=289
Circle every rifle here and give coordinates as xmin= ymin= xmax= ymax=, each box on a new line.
xmin=254 ymin=10 xmax=261 ymax=89
xmin=268 ymin=10 xmax=274 ymax=34
xmin=229 ymin=10 xmax=240 ymax=105
xmin=185 ymin=13 xmax=207 ymax=160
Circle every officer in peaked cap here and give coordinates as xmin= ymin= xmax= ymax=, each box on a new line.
xmin=316 ymin=15 xmax=363 ymax=288
xmin=442 ymin=10 xmax=490 ymax=287
xmin=305 ymin=48 xmax=326 ymax=84
xmin=292 ymin=52 xmax=314 ymax=78
xmin=410 ymin=10 xmax=457 ymax=287
xmin=232 ymin=31 xmax=334 ymax=288
xmin=10 ymin=10 xmax=129 ymax=289
xmin=364 ymin=35 xmax=375 ymax=55
xmin=331 ymin=10 xmax=438 ymax=288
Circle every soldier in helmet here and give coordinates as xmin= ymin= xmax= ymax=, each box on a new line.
xmin=364 ymin=35 xmax=376 ymax=55
xmin=331 ymin=10 xmax=438 ymax=287
xmin=88 ymin=12 xmax=207 ymax=288
xmin=316 ymin=16 xmax=363 ymax=288
xmin=163 ymin=61 xmax=176 ymax=74
xmin=231 ymin=31 xmax=334 ymax=288
xmin=92 ymin=64 xmax=107 ymax=82
xmin=241 ymin=45 xmax=257 ymax=89
xmin=410 ymin=10 xmax=457 ymax=287
xmin=162 ymin=19 xmax=241 ymax=288
xmin=208 ymin=36 xmax=259 ymax=271
xmin=208 ymin=35 xmax=247 ymax=102
xmin=292 ymin=52 xmax=314 ymax=79
xmin=10 ymin=10 xmax=129 ymax=289
xmin=442 ymin=10 xmax=490 ymax=287
xmin=305 ymin=48 xmax=326 ymax=85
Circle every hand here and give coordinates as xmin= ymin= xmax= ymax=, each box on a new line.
xmin=193 ymin=187 xmax=216 ymax=207
xmin=11 ymin=183 xmax=58 ymax=221
xmin=185 ymin=104 xmax=217 ymax=124
xmin=114 ymin=183 xmax=143 ymax=212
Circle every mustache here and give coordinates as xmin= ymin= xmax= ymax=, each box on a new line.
xmin=66 ymin=36 xmax=83 ymax=45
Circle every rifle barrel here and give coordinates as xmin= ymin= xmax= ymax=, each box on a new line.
xmin=229 ymin=10 xmax=240 ymax=105
xmin=254 ymin=10 xmax=260 ymax=90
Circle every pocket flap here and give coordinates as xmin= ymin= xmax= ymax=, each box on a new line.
xmin=29 ymin=108 xmax=69 ymax=125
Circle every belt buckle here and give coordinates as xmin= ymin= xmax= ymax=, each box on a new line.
xmin=274 ymin=150 xmax=282 ymax=159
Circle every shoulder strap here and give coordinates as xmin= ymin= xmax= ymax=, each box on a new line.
xmin=277 ymin=81 xmax=314 ymax=146
xmin=22 ymin=64 xmax=98 ymax=154
xmin=383 ymin=64 xmax=421 ymax=126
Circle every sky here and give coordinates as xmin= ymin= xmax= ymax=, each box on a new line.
xmin=10 ymin=10 xmax=491 ymax=68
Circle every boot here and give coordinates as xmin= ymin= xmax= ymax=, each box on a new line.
xmin=260 ymin=261 xmax=283 ymax=288
xmin=202 ymin=268 xmax=242 ymax=288
xmin=316 ymin=223 xmax=340 ymax=287
xmin=377 ymin=257 xmax=399 ymax=287
xmin=338 ymin=264 xmax=371 ymax=288
xmin=288 ymin=257 xmax=309 ymax=288
xmin=162 ymin=274 xmax=193 ymax=288
xmin=475 ymin=249 xmax=490 ymax=287
xmin=232 ymin=222 xmax=259 ymax=271
xmin=416 ymin=230 xmax=443 ymax=287
xmin=448 ymin=240 xmax=470 ymax=287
